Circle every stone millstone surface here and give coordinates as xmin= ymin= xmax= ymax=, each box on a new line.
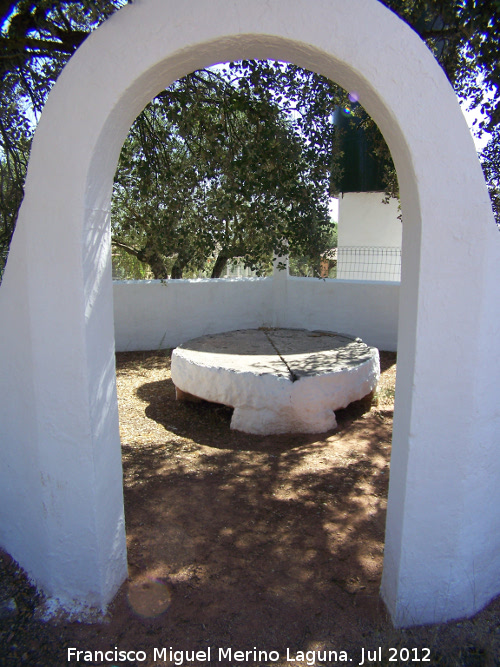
xmin=170 ymin=328 xmax=380 ymax=435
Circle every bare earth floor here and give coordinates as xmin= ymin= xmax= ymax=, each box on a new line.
xmin=0 ymin=350 xmax=499 ymax=666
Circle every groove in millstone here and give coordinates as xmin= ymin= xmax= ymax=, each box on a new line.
xmin=263 ymin=329 xmax=299 ymax=383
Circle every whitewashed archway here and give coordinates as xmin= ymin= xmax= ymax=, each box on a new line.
xmin=0 ymin=0 xmax=499 ymax=626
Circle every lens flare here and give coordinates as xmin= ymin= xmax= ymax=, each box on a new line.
xmin=127 ymin=577 xmax=172 ymax=618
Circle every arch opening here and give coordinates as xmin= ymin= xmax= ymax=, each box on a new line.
xmin=111 ymin=58 xmax=401 ymax=638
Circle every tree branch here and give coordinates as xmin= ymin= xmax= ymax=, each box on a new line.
xmin=111 ymin=239 xmax=142 ymax=259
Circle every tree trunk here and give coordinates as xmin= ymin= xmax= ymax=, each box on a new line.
xmin=143 ymin=253 xmax=170 ymax=280
xmin=211 ymin=252 xmax=229 ymax=278
xmin=112 ymin=240 xmax=170 ymax=279
xmin=170 ymin=263 xmax=184 ymax=279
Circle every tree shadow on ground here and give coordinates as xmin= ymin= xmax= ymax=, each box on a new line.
xmin=101 ymin=351 xmax=397 ymax=658
xmin=136 ymin=376 xmax=383 ymax=454
xmin=5 ymin=350 xmax=498 ymax=667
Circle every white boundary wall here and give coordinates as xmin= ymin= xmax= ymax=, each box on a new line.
xmin=0 ymin=0 xmax=498 ymax=627
xmin=112 ymin=277 xmax=400 ymax=353
xmin=113 ymin=278 xmax=275 ymax=351
xmin=284 ymin=277 xmax=399 ymax=352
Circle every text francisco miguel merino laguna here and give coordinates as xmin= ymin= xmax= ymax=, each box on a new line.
xmin=67 ymin=645 xmax=432 ymax=664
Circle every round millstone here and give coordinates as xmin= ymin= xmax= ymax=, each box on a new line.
xmin=170 ymin=328 xmax=380 ymax=435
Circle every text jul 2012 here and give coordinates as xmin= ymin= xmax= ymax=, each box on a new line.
xmin=67 ymin=645 xmax=432 ymax=664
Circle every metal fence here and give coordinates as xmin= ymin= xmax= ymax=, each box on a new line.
xmin=335 ymin=246 xmax=401 ymax=281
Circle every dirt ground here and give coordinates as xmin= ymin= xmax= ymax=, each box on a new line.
xmin=0 ymin=349 xmax=499 ymax=666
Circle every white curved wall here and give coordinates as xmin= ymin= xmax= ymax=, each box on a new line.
xmin=112 ymin=277 xmax=400 ymax=352
xmin=113 ymin=278 xmax=275 ymax=351
xmin=0 ymin=0 xmax=498 ymax=626
xmin=284 ymin=277 xmax=399 ymax=351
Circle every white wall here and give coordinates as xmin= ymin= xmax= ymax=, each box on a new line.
xmin=338 ymin=192 xmax=402 ymax=247
xmin=113 ymin=277 xmax=274 ymax=351
xmin=112 ymin=277 xmax=400 ymax=352
xmin=337 ymin=192 xmax=402 ymax=281
xmin=284 ymin=277 xmax=399 ymax=351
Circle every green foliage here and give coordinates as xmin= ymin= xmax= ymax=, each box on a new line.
xmin=480 ymin=125 xmax=500 ymax=224
xmin=0 ymin=0 xmax=498 ymax=280
xmin=0 ymin=0 xmax=128 ymax=277
xmin=289 ymin=220 xmax=338 ymax=278
xmin=0 ymin=138 xmax=29 ymax=280
xmin=111 ymin=247 xmax=154 ymax=281
xmin=383 ymin=1 xmax=500 ymax=132
xmin=111 ymin=67 xmax=334 ymax=279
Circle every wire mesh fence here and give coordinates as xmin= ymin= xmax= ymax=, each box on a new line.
xmin=335 ymin=246 xmax=401 ymax=281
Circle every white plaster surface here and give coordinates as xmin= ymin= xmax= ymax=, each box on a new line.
xmin=337 ymin=193 xmax=401 ymax=281
xmin=113 ymin=277 xmax=400 ymax=352
xmin=171 ymin=328 xmax=380 ymax=434
xmin=0 ymin=0 xmax=498 ymax=626
xmin=338 ymin=192 xmax=402 ymax=248
xmin=113 ymin=277 xmax=274 ymax=351
xmin=283 ymin=277 xmax=400 ymax=352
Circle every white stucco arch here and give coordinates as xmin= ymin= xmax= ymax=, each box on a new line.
xmin=0 ymin=0 xmax=499 ymax=626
